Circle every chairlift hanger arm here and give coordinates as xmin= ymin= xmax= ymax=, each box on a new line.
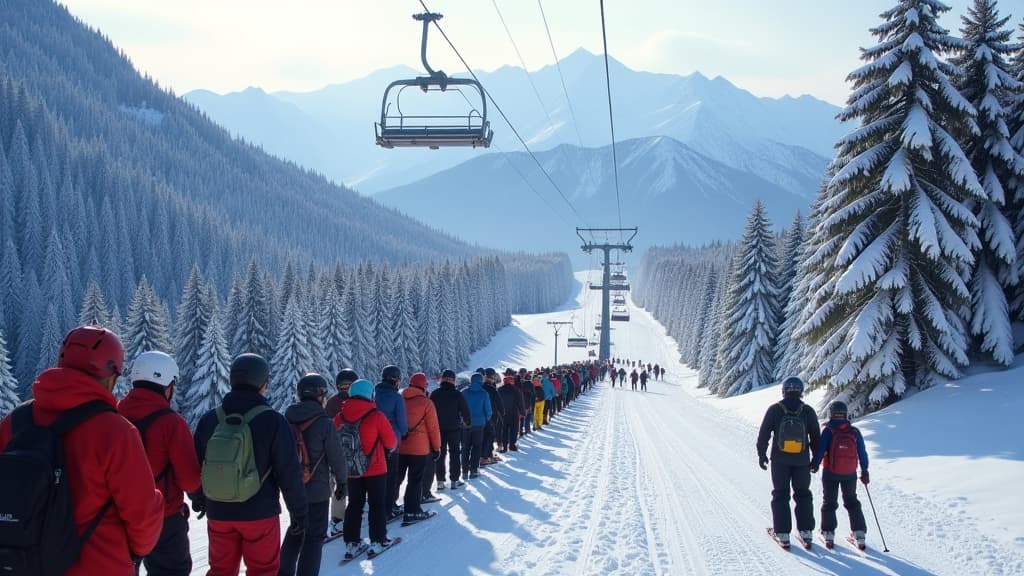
xmin=414 ymin=12 xmax=445 ymax=79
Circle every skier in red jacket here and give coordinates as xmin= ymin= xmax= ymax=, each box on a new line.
xmin=336 ymin=379 xmax=398 ymax=559
xmin=118 ymin=350 xmax=201 ymax=576
xmin=0 ymin=326 xmax=164 ymax=576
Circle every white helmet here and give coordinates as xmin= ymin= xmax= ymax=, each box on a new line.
xmin=129 ymin=351 xmax=179 ymax=387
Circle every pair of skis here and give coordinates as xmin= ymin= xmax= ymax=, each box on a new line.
xmin=766 ymin=528 xmax=867 ymax=552
xmin=337 ymin=537 xmax=404 ymax=565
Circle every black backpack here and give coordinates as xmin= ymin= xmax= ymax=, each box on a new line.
xmin=131 ymin=408 xmax=175 ymax=482
xmin=0 ymin=400 xmax=115 ymax=575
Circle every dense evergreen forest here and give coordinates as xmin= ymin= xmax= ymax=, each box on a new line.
xmin=636 ymin=0 xmax=1024 ymax=415
xmin=0 ymin=1 xmax=574 ymax=417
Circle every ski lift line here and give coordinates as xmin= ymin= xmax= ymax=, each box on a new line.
xmin=418 ymin=0 xmax=587 ymax=226
xmin=598 ymin=0 xmax=625 ymax=242
xmin=491 ymin=0 xmax=562 ymax=147
xmin=537 ymin=0 xmax=584 ymax=148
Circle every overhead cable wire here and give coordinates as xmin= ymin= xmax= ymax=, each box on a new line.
xmin=598 ymin=0 xmax=625 ymax=240
xmin=490 ymin=0 xmax=562 ymax=146
xmin=537 ymin=0 xmax=585 ymax=148
xmin=419 ymin=0 xmax=587 ymax=226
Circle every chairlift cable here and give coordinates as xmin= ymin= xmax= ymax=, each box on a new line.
xmin=537 ymin=0 xmax=584 ymax=149
xmin=419 ymin=0 xmax=587 ymax=226
xmin=491 ymin=0 xmax=562 ymax=146
xmin=599 ymin=0 xmax=625 ymax=242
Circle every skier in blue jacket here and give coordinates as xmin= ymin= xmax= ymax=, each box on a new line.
xmin=810 ymin=401 xmax=869 ymax=549
xmin=461 ymin=373 xmax=492 ymax=478
xmin=541 ymin=375 xmax=556 ymax=424
xmin=375 ymin=365 xmax=408 ymax=519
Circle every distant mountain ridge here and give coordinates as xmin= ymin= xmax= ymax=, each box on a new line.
xmin=185 ymin=49 xmax=844 ymax=196
xmin=375 ymin=135 xmax=813 ymax=262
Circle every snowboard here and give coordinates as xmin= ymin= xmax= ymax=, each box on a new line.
xmin=366 ymin=537 xmax=403 ymax=560
xmin=400 ymin=510 xmax=438 ymax=527
xmin=337 ymin=542 xmax=370 ymax=565
xmin=766 ymin=528 xmax=791 ymax=550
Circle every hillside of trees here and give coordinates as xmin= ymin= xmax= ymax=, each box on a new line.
xmin=0 ymin=1 xmax=574 ymax=416
xmin=635 ymin=0 xmax=1024 ymax=416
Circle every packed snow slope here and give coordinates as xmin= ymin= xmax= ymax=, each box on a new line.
xmin=178 ymin=271 xmax=1023 ymax=575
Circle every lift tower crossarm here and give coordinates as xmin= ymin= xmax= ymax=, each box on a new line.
xmin=546 ymin=321 xmax=574 ymax=366
xmin=575 ymin=227 xmax=638 ymax=361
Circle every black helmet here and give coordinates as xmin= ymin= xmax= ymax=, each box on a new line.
xmin=230 ymin=353 xmax=270 ymax=390
xmin=781 ymin=376 xmax=804 ymax=396
xmin=828 ymin=400 xmax=848 ymax=419
xmin=484 ymin=367 xmax=497 ymax=377
xmin=297 ymin=373 xmax=329 ymax=400
xmin=336 ymin=368 xmax=358 ymax=388
xmin=381 ymin=365 xmax=401 ymax=382
xmin=441 ymin=369 xmax=456 ymax=379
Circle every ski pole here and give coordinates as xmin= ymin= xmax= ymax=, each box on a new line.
xmin=863 ymin=483 xmax=890 ymax=552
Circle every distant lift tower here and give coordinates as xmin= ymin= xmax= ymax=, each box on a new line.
xmin=577 ymin=227 xmax=638 ymax=361
xmin=546 ymin=321 xmax=573 ymax=366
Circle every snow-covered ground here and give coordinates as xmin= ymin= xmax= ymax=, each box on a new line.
xmin=179 ymin=271 xmax=1024 ymax=575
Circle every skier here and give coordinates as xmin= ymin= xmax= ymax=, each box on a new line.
xmin=118 ymin=350 xmax=201 ymax=576
xmin=531 ymin=375 xmax=546 ymax=430
xmin=193 ymin=353 xmax=308 ymax=576
xmin=327 ymin=368 xmax=357 ymax=537
xmin=756 ymin=376 xmax=821 ymax=549
xmin=338 ymin=379 xmax=398 ymax=559
xmin=653 ymin=364 xmax=661 ymax=380
xmin=610 ymin=367 xmax=618 ymax=387
xmin=630 ymin=369 xmax=639 ymax=391
xmin=461 ymin=373 xmax=492 ymax=479
xmin=517 ymin=368 xmax=535 ymax=437
xmin=374 ymin=365 xmax=408 ymax=521
xmin=498 ymin=375 xmax=525 ymax=451
xmin=480 ymin=368 xmax=504 ymax=464
xmin=810 ymin=401 xmax=870 ymax=549
xmin=639 ymin=369 xmax=648 ymax=392
xmin=0 ymin=326 xmax=163 ymax=576
xmin=430 ymin=369 xmax=471 ymax=491
xmin=617 ymin=367 xmax=627 ymax=387
xmin=398 ymin=373 xmax=440 ymax=525
xmin=540 ymin=374 xmax=556 ymax=424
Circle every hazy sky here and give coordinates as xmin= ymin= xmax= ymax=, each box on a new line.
xmin=62 ymin=0 xmax=982 ymax=106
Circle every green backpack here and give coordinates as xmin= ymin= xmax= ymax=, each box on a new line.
xmin=201 ymin=405 xmax=272 ymax=503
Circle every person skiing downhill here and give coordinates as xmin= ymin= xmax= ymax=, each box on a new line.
xmin=756 ymin=376 xmax=821 ymax=549
xmin=810 ymin=401 xmax=870 ymax=549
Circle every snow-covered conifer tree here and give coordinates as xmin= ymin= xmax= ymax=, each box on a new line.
xmin=186 ymin=307 xmax=230 ymax=426
xmin=123 ymin=275 xmax=175 ymax=374
xmin=798 ymin=0 xmax=986 ymax=414
xmin=714 ymin=201 xmax=781 ymax=396
xmin=79 ymin=280 xmax=111 ymax=327
xmin=0 ymin=329 xmax=19 ymax=417
xmin=954 ymin=0 xmax=1024 ymax=365
xmin=232 ymin=260 xmax=274 ymax=360
xmin=320 ymin=284 xmax=352 ymax=380
xmin=269 ymin=294 xmax=313 ymax=411
xmin=1006 ymin=20 xmax=1024 ymax=318
xmin=175 ymin=265 xmax=211 ymax=390
xmin=395 ymin=281 xmax=421 ymax=378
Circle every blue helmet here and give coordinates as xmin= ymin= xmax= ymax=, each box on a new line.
xmin=828 ymin=401 xmax=848 ymax=419
xmin=349 ymin=379 xmax=375 ymax=400
xmin=781 ymin=376 xmax=804 ymax=396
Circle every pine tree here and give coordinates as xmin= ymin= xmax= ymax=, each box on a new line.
xmin=320 ymin=284 xmax=353 ymax=380
xmin=14 ymin=272 xmax=42 ymax=391
xmin=0 ymin=329 xmax=20 ymax=418
xmin=1006 ymin=20 xmax=1024 ymax=318
xmin=174 ymin=265 xmax=212 ymax=394
xmin=79 ymin=281 xmax=111 ymax=327
xmin=0 ymin=239 xmax=23 ymax=351
xmin=270 ymin=294 xmax=314 ymax=411
xmin=123 ymin=276 xmax=175 ymax=371
xmin=42 ymin=229 xmax=75 ymax=335
xmin=395 ymin=281 xmax=421 ymax=378
xmin=185 ymin=307 xmax=231 ymax=427
xmin=955 ymin=0 xmax=1024 ymax=365
xmin=714 ymin=201 xmax=781 ymax=396
xmin=798 ymin=0 xmax=985 ymax=415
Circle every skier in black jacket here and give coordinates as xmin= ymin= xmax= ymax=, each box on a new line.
xmin=430 ymin=369 xmax=471 ymax=490
xmin=497 ymin=375 xmax=525 ymax=452
xmin=756 ymin=376 xmax=821 ymax=548
xmin=517 ymin=370 xmax=535 ymax=437
xmin=480 ymin=368 xmax=505 ymax=464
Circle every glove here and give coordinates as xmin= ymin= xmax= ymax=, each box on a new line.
xmin=334 ymin=482 xmax=347 ymax=501
xmin=810 ymin=465 xmax=819 ymax=474
xmin=758 ymin=455 xmax=769 ymax=470
xmin=431 ymin=450 xmax=440 ymax=461
xmin=287 ymin=516 xmax=307 ymax=538
xmin=190 ymin=493 xmax=206 ymax=520
xmin=860 ymin=471 xmax=870 ymax=485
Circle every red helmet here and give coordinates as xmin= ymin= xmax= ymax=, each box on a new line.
xmin=58 ymin=326 xmax=124 ymax=379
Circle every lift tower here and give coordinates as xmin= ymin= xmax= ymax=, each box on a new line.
xmin=576 ymin=227 xmax=638 ymax=361
xmin=546 ymin=321 xmax=573 ymax=366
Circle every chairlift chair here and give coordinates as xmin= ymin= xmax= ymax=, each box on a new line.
xmin=375 ymin=12 xmax=494 ymax=150
xmin=567 ymin=337 xmax=588 ymax=348
xmin=611 ymin=305 xmax=630 ymax=322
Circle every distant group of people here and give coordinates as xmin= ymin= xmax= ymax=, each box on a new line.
xmin=0 ymin=323 xmax=601 ymax=576
xmin=607 ymin=358 xmax=662 ymax=391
